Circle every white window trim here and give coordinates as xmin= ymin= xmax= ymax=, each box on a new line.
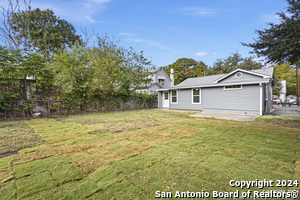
xmin=191 ymin=88 xmax=201 ymax=104
xmin=171 ymin=90 xmax=178 ymax=104
xmin=223 ymin=85 xmax=243 ymax=90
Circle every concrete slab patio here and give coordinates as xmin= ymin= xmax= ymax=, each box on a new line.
xmin=189 ymin=112 xmax=259 ymax=121
xmin=156 ymin=108 xmax=259 ymax=121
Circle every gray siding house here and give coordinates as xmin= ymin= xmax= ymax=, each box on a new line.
xmin=157 ymin=68 xmax=274 ymax=115
xmin=136 ymin=67 xmax=172 ymax=94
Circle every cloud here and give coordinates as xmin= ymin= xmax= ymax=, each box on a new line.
xmin=86 ymin=15 xmax=96 ymax=23
xmin=182 ymin=7 xmax=215 ymax=17
xmin=30 ymin=0 xmax=111 ymax=24
xmin=127 ymin=37 xmax=169 ymax=49
xmin=84 ymin=0 xmax=111 ymax=10
xmin=123 ymin=36 xmax=173 ymax=50
xmin=119 ymin=32 xmax=177 ymax=52
xmin=196 ymin=52 xmax=207 ymax=56
xmin=119 ymin=32 xmax=134 ymax=36
xmin=89 ymin=0 xmax=111 ymax=3
xmin=261 ymin=14 xmax=280 ymax=24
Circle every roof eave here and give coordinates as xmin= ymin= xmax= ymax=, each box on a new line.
xmin=213 ymin=68 xmax=271 ymax=83
xmin=156 ymin=80 xmax=270 ymax=91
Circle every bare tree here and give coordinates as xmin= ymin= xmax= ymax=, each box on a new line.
xmin=80 ymin=26 xmax=95 ymax=45
xmin=0 ymin=0 xmax=31 ymax=49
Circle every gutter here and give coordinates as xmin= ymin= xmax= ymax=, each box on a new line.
xmin=156 ymin=80 xmax=270 ymax=91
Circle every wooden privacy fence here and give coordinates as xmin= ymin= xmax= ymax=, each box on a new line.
xmin=0 ymin=98 xmax=158 ymax=119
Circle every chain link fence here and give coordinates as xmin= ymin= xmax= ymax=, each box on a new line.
xmin=0 ymin=98 xmax=158 ymax=119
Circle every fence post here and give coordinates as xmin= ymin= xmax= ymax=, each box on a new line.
xmin=22 ymin=101 xmax=25 ymax=118
xmin=47 ymin=100 xmax=50 ymax=117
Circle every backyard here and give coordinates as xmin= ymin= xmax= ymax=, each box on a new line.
xmin=0 ymin=109 xmax=299 ymax=199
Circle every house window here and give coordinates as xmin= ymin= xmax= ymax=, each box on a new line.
xmin=192 ymin=88 xmax=201 ymax=104
xmin=171 ymin=90 xmax=177 ymax=103
xmin=224 ymin=85 xmax=242 ymax=90
xmin=164 ymin=92 xmax=168 ymax=100
xmin=158 ymin=79 xmax=164 ymax=86
xmin=150 ymin=89 xmax=154 ymax=94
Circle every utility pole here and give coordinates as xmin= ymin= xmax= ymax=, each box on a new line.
xmin=297 ymin=63 xmax=299 ymax=106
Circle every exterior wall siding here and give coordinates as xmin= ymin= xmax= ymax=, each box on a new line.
xmin=158 ymin=91 xmax=162 ymax=108
xmin=219 ymin=72 xmax=263 ymax=84
xmin=148 ymin=84 xmax=160 ymax=94
xmin=166 ymin=84 xmax=261 ymax=114
xmin=156 ymin=69 xmax=171 ymax=88
xmin=169 ymin=89 xmax=203 ymax=110
xmin=201 ymin=84 xmax=260 ymax=115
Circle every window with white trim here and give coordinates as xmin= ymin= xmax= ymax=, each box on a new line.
xmin=171 ymin=90 xmax=177 ymax=103
xmin=192 ymin=88 xmax=201 ymax=104
xmin=224 ymin=85 xmax=242 ymax=90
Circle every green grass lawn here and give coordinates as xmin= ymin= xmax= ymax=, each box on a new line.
xmin=0 ymin=110 xmax=299 ymax=199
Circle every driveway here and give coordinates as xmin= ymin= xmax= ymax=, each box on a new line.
xmin=189 ymin=112 xmax=259 ymax=121
xmin=271 ymin=105 xmax=300 ymax=116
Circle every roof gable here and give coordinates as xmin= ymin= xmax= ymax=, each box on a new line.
xmin=150 ymin=67 xmax=171 ymax=81
xmin=213 ymin=68 xmax=271 ymax=83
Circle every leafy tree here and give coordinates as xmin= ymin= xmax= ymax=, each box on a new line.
xmin=208 ymin=52 xmax=262 ymax=75
xmin=242 ymin=0 xmax=300 ymax=104
xmin=0 ymin=45 xmax=54 ymax=101
xmin=91 ymin=35 xmax=152 ymax=97
xmin=51 ymin=43 xmax=94 ymax=107
xmin=10 ymin=8 xmax=81 ymax=58
xmin=51 ymin=36 xmax=152 ymax=106
xmin=164 ymin=58 xmax=208 ymax=85
xmin=272 ymin=63 xmax=298 ymax=96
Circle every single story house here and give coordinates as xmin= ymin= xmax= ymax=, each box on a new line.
xmin=136 ymin=67 xmax=172 ymax=94
xmin=157 ymin=68 xmax=274 ymax=115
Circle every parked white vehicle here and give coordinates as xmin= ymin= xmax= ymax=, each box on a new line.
xmin=288 ymin=98 xmax=298 ymax=105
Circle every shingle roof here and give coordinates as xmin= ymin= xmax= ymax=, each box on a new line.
xmin=162 ymin=68 xmax=274 ymax=90
xmin=176 ymin=74 xmax=224 ymax=87
xmin=248 ymin=67 xmax=274 ymax=77
xmin=148 ymin=67 xmax=162 ymax=73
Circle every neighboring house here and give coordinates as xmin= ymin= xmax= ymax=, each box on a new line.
xmin=136 ymin=67 xmax=172 ymax=94
xmin=157 ymin=68 xmax=274 ymax=115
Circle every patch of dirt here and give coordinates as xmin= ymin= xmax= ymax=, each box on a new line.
xmin=0 ymin=151 xmax=18 ymax=158
xmin=0 ymin=117 xmax=33 ymax=122
xmin=88 ymin=129 xmax=110 ymax=134
xmin=229 ymin=148 xmax=240 ymax=154
xmin=85 ymin=121 xmax=160 ymax=135
xmin=0 ymin=124 xmax=15 ymax=128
